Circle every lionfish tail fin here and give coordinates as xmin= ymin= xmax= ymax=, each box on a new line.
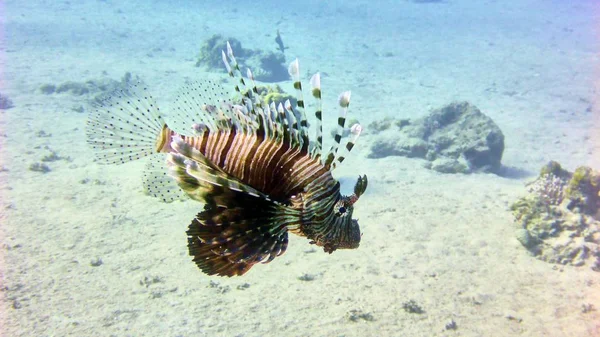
xmin=86 ymin=82 xmax=167 ymax=164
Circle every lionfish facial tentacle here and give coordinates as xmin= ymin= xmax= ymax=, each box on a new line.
xmin=353 ymin=174 xmax=368 ymax=198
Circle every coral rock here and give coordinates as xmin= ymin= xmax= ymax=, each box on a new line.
xmin=367 ymin=101 xmax=504 ymax=174
xmin=511 ymin=161 xmax=600 ymax=271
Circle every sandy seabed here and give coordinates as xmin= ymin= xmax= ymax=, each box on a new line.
xmin=1 ymin=0 xmax=600 ymax=336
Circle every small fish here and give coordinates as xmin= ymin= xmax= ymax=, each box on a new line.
xmin=275 ymin=29 xmax=288 ymax=54
xmin=86 ymin=42 xmax=368 ymax=277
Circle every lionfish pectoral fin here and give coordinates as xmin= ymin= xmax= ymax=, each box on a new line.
xmin=187 ymin=201 xmax=291 ymax=277
xmin=166 ymin=138 xmax=296 ymax=276
xmin=166 ymin=137 xmax=267 ymax=205
xmin=142 ymin=154 xmax=187 ymax=203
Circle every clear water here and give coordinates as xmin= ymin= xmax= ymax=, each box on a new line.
xmin=2 ymin=0 xmax=599 ymax=336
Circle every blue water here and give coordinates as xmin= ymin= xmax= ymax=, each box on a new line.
xmin=2 ymin=0 xmax=599 ymax=336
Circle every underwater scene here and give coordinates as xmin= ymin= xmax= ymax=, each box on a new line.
xmin=1 ymin=0 xmax=600 ymax=336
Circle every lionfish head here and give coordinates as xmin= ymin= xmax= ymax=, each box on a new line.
xmin=318 ymin=175 xmax=368 ymax=253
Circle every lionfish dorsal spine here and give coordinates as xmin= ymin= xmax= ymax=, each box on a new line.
xmin=287 ymin=59 xmax=311 ymax=152
xmin=323 ymin=91 xmax=351 ymax=168
xmin=262 ymin=103 xmax=273 ymax=139
xmin=223 ymin=42 xmax=249 ymax=100
xmin=244 ymin=67 xmax=265 ymax=110
xmin=283 ymin=99 xmax=300 ymax=147
xmin=332 ymin=123 xmax=362 ymax=169
xmin=219 ymin=41 xmax=362 ymax=172
xmin=268 ymin=102 xmax=278 ymax=138
xmin=276 ymin=102 xmax=292 ymax=145
xmin=221 ymin=50 xmax=233 ymax=76
xmin=309 ymin=73 xmax=323 ymax=158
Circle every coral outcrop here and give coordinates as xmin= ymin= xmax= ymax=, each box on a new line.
xmin=511 ymin=161 xmax=600 ymax=270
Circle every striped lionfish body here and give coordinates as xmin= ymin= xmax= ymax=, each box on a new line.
xmin=86 ymin=42 xmax=368 ymax=277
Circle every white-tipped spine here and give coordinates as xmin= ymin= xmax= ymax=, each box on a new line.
xmin=226 ymin=41 xmax=236 ymax=64
xmin=332 ymin=123 xmax=362 ymax=169
xmin=309 ymin=72 xmax=323 ymax=157
xmin=284 ymin=99 xmax=299 ymax=144
xmin=325 ymin=91 xmax=352 ymax=167
xmin=288 ymin=59 xmax=300 ymax=77
xmin=222 ymin=51 xmax=232 ymax=74
xmin=287 ymin=58 xmax=309 ymax=147
xmin=310 ymin=73 xmax=321 ymax=89
xmin=338 ymin=91 xmax=351 ymax=108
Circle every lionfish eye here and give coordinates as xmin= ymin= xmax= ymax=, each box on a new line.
xmin=335 ymin=200 xmax=350 ymax=216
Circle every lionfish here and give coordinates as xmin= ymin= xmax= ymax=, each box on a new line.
xmin=86 ymin=43 xmax=368 ymax=276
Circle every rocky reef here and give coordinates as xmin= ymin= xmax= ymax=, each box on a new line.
xmin=39 ymin=72 xmax=139 ymax=105
xmin=511 ymin=161 xmax=600 ymax=271
xmin=0 ymin=93 xmax=14 ymax=109
xmin=195 ymin=34 xmax=288 ymax=83
xmin=367 ymin=102 xmax=504 ymax=174
xmin=253 ymin=84 xmax=296 ymax=107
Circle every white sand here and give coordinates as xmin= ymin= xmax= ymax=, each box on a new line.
xmin=1 ymin=0 xmax=599 ymax=336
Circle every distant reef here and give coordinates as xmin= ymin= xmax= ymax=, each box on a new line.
xmin=367 ymin=101 xmax=504 ymax=174
xmin=195 ymin=34 xmax=288 ymax=83
xmin=38 ymin=72 xmax=140 ymax=113
xmin=0 ymin=93 xmax=14 ymax=109
xmin=511 ymin=161 xmax=600 ymax=271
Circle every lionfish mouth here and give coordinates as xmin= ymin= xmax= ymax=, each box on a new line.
xmin=320 ymin=219 xmax=361 ymax=253
xmin=340 ymin=219 xmax=362 ymax=249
